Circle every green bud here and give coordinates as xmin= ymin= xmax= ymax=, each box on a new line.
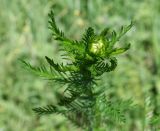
xmin=89 ymin=38 xmax=105 ymax=56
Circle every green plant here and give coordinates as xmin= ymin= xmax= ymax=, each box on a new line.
xmin=22 ymin=10 xmax=134 ymax=130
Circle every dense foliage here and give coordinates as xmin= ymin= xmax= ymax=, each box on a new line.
xmin=23 ymin=10 xmax=133 ymax=130
xmin=0 ymin=0 xmax=160 ymax=130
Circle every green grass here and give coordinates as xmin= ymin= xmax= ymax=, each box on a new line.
xmin=0 ymin=0 xmax=160 ymax=130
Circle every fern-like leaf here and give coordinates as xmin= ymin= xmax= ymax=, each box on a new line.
xmin=21 ymin=60 xmax=72 ymax=83
xmin=109 ymin=21 xmax=134 ymax=48
xmin=45 ymin=56 xmax=78 ymax=72
xmin=82 ymin=27 xmax=95 ymax=46
xmin=33 ymin=105 xmax=68 ymax=116
xmin=33 ymin=105 xmax=57 ymax=115
xmin=94 ymin=57 xmax=117 ymax=76
xmin=109 ymin=43 xmax=131 ymax=56
xmin=21 ymin=60 xmax=55 ymax=79
xmin=48 ymin=11 xmax=66 ymax=41
xmin=100 ymin=27 xmax=110 ymax=37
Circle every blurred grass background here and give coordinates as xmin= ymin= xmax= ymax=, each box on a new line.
xmin=0 ymin=0 xmax=160 ymax=130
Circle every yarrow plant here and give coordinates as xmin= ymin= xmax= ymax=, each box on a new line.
xmin=22 ymin=11 xmax=134 ymax=130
